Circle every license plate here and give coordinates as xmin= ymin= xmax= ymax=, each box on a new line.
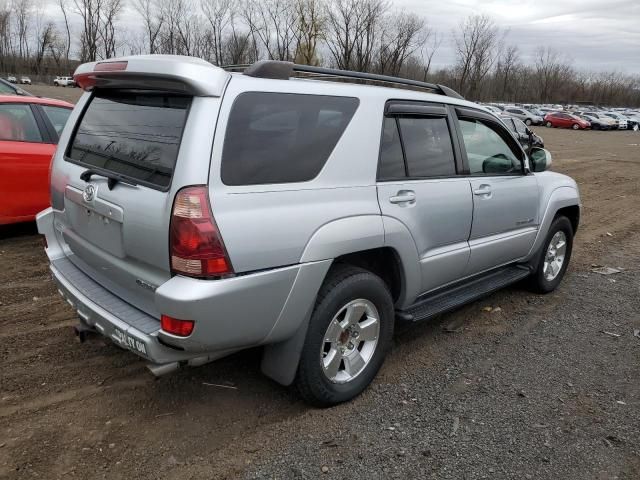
xmin=113 ymin=328 xmax=147 ymax=355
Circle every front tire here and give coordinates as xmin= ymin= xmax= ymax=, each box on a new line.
xmin=546 ymin=121 xmax=552 ymax=128
xmin=295 ymin=265 xmax=394 ymax=407
xmin=572 ymin=123 xmax=580 ymax=130
xmin=525 ymin=118 xmax=533 ymax=126
xmin=529 ymin=216 xmax=574 ymax=293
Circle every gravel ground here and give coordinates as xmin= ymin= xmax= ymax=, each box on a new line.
xmin=1 ymin=127 xmax=639 ymax=479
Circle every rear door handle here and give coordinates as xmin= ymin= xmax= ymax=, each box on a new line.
xmin=389 ymin=190 xmax=416 ymax=205
xmin=473 ymin=185 xmax=492 ymax=197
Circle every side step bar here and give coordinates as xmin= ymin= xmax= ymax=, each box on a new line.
xmin=397 ymin=265 xmax=531 ymax=323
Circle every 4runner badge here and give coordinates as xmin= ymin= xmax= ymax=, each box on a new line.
xmin=83 ymin=184 xmax=96 ymax=202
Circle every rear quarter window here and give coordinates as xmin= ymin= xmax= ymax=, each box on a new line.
xmin=221 ymin=92 xmax=359 ymax=186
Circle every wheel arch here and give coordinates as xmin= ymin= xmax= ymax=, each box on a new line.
xmin=527 ymin=186 xmax=580 ymax=260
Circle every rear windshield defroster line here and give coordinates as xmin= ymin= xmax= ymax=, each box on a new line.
xmin=66 ymin=91 xmax=192 ymax=190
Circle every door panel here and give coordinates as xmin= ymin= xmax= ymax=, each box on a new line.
xmin=376 ymin=111 xmax=472 ymax=295
xmin=456 ymin=112 xmax=540 ymax=276
xmin=378 ymin=179 xmax=472 ymax=293
xmin=0 ymin=140 xmax=54 ymax=222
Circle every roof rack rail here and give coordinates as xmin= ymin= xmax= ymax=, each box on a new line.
xmin=221 ymin=60 xmax=464 ymax=100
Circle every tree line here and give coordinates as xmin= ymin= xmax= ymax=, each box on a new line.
xmin=0 ymin=0 xmax=638 ymax=107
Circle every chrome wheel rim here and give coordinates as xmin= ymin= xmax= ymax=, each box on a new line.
xmin=320 ymin=299 xmax=380 ymax=384
xmin=543 ymin=231 xmax=567 ymax=281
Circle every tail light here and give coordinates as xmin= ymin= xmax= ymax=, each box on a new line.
xmin=161 ymin=315 xmax=194 ymax=337
xmin=169 ymin=186 xmax=233 ymax=278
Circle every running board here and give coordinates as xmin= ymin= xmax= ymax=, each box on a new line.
xmin=397 ymin=265 xmax=531 ymax=323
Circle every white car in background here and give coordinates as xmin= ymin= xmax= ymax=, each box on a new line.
xmin=603 ymin=112 xmax=632 ymax=130
xmin=19 ymin=76 xmax=31 ymax=85
xmin=53 ymin=76 xmax=76 ymax=87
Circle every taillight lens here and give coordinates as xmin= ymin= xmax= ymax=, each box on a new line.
xmin=169 ymin=186 xmax=233 ymax=278
xmin=161 ymin=315 xmax=194 ymax=337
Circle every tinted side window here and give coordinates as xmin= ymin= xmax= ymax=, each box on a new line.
xmin=397 ymin=116 xmax=455 ymax=177
xmin=378 ymin=117 xmax=405 ymax=180
xmin=459 ymin=119 xmax=522 ymax=175
xmin=221 ymin=93 xmax=359 ymax=186
xmin=0 ymin=104 xmax=42 ymax=142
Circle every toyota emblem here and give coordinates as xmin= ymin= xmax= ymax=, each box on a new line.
xmin=83 ymin=184 xmax=96 ymax=202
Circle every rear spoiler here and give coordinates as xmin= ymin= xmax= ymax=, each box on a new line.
xmin=73 ymin=55 xmax=230 ymax=96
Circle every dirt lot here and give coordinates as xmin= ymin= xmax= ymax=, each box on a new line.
xmin=1 ymin=125 xmax=639 ymax=479
xmin=25 ymin=84 xmax=83 ymax=104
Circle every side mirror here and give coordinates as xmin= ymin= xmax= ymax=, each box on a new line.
xmin=529 ymin=147 xmax=552 ymax=172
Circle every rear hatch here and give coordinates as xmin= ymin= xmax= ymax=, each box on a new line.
xmin=50 ymin=57 xmax=229 ymax=318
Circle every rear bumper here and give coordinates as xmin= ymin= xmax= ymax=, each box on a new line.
xmin=51 ymin=257 xmax=191 ymax=364
xmin=36 ymin=207 xmax=330 ymax=367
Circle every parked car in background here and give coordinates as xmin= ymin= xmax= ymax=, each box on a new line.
xmin=576 ymin=112 xmax=618 ymax=130
xmin=624 ymin=112 xmax=640 ymax=130
xmin=0 ymin=95 xmax=73 ymax=224
xmin=7 ymin=76 xmax=17 ymax=83
xmin=484 ymin=105 xmax=502 ymax=115
xmin=53 ymin=76 xmax=76 ymax=87
xmin=603 ymin=112 xmax=634 ymax=131
xmin=0 ymin=78 xmax=32 ymax=96
xmin=19 ymin=76 xmax=32 ymax=85
xmin=544 ymin=112 xmax=590 ymax=130
xmin=503 ymin=107 xmax=543 ymax=126
xmin=502 ymin=115 xmax=545 ymax=152
xmin=37 ymin=55 xmax=580 ymax=406
xmin=578 ymin=114 xmax=611 ymax=130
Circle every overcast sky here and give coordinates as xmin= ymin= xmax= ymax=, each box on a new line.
xmin=395 ymin=0 xmax=640 ymax=74
xmin=42 ymin=0 xmax=640 ymax=74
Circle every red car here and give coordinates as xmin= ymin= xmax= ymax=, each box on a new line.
xmin=543 ymin=112 xmax=590 ymax=130
xmin=0 ymin=95 xmax=73 ymax=224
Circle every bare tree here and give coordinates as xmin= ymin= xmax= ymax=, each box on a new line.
xmin=131 ymin=0 xmax=164 ymax=54
xmin=496 ymin=44 xmax=519 ymax=100
xmin=15 ymin=0 xmax=31 ymax=59
xmin=376 ymin=11 xmax=427 ymax=76
xmin=535 ymin=46 xmax=573 ymax=103
xmin=99 ymin=0 xmax=122 ymax=58
xmin=201 ymin=0 xmax=236 ymax=65
xmin=324 ymin=0 xmax=388 ymax=71
xmin=34 ymin=22 xmax=56 ymax=73
xmin=73 ymin=0 xmax=103 ymax=61
xmin=0 ymin=3 xmax=12 ymax=72
xmin=453 ymin=14 xmax=502 ymax=98
xmin=293 ymin=0 xmax=324 ymax=65
xmin=421 ymin=31 xmax=441 ymax=79
xmin=55 ymin=0 xmax=72 ymax=69
xmin=242 ymin=0 xmax=298 ymax=61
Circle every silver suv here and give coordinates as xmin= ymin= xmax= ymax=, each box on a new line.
xmin=37 ymin=55 xmax=580 ymax=406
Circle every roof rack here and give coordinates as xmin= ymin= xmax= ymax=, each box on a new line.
xmin=221 ymin=60 xmax=464 ymax=100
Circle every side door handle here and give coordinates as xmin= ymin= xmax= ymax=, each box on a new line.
xmin=473 ymin=184 xmax=492 ymax=197
xmin=389 ymin=190 xmax=416 ymax=205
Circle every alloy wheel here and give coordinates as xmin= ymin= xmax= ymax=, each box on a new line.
xmin=320 ymin=299 xmax=380 ymax=384
xmin=543 ymin=231 xmax=567 ymax=281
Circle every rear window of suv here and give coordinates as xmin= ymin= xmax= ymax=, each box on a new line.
xmin=221 ymin=92 xmax=359 ymax=185
xmin=67 ymin=91 xmax=191 ymax=190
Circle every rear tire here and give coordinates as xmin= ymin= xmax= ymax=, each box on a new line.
xmin=295 ymin=265 xmax=394 ymax=407
xmin=529 ymin=216 xmax=573 ymax=294
xmin=572 ymin=123 xmax=580 ymax=130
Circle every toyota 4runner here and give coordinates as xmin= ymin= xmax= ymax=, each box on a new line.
xmin=37 ymin=55 xmax=580 ymax=406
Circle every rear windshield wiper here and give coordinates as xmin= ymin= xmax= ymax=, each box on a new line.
xmin=80 ymin=168 xmax=138 ymax=190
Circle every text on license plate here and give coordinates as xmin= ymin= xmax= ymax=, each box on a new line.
xmin=114 ymin=329 xmax=147 ymax=355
